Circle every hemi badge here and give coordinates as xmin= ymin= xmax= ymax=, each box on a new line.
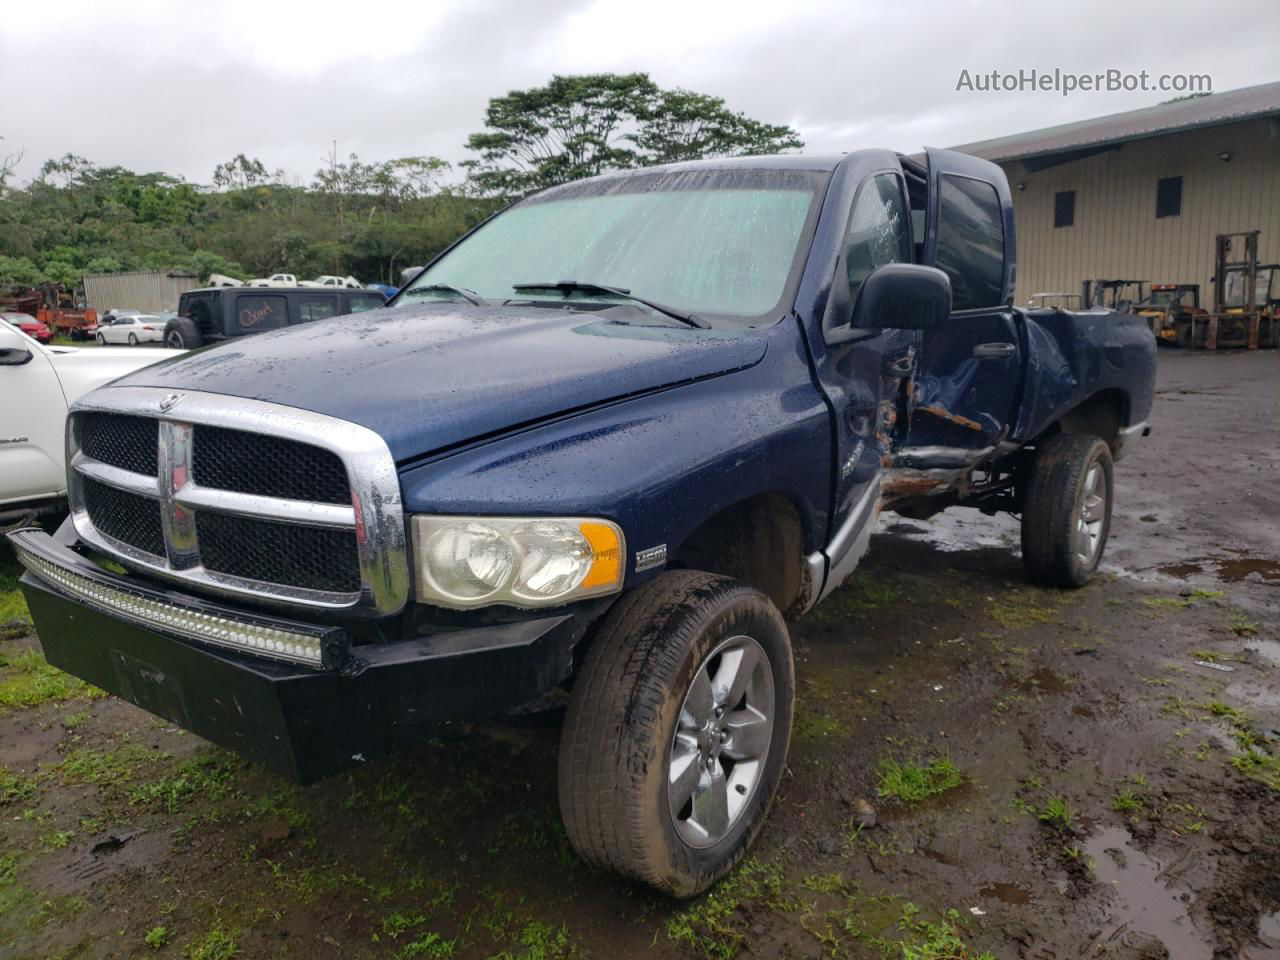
xmin=634 ymin=544 xmax=667 ymax=572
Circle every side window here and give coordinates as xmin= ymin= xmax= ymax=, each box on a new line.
xmin=298 ymin=296 xmax=338 ymax=323
xmin=935 ymin=175 xmax=1005 ymax=311
xmin=844 ymin=173 xmax=911 ymax=301
xmin=234 ymin=295 xmax=288 ymax=332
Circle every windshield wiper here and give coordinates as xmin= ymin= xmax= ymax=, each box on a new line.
xmin=511 ymin=280 xmax=710 ymax=329
xmin=402 ymin=283 xmax=486 ymax=307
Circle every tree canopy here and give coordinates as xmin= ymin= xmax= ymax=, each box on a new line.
xmin=0 ymin=73 xmax=804 ymax=290
xmin=464 ymin=73 xmax=802 ymax=196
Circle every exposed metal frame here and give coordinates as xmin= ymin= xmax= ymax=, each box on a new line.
xmin=67 ymin=386 xmax=409 ymax=617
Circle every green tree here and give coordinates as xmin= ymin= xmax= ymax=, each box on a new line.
xmin=463 ymin=73 xmax=802 ymax=198
xmin=463 ymin=73 xmax=659 ymax=196
xmin=631 ymin=89 xmax=803 ymax=164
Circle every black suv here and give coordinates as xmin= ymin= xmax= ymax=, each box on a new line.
xmin=166 ymin=287 xmax=387 ymax=349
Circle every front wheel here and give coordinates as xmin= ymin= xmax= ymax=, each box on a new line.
xmin=127 ymin=332 xmax=138 ymax=345
xmin=96 ymin=332 xmax=106 ymax=345
xmin=558 ymin=571 xmax=794 ymax=898
xmin=1021 ymin=433 xmax=1114 ymax=588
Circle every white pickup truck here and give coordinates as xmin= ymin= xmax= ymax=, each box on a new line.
xmin=0 ymin=323 xmax=177 ymax=528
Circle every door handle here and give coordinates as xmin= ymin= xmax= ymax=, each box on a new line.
xmin=973 ymin=342 xmax=1015 ymax=360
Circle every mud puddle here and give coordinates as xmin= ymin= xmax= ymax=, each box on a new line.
xmin=978 ymin=881 xmax=1033 ymax=905
xmin=1156 ymin=554 xmax=1280 ymax=584
xmin=1084 ymin=826 xmax=1215 ymax=959
xmin=1260 ymin=912 xmax=1280 ymax=948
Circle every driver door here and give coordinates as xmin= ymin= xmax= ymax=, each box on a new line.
xmin=902 ymin=148 xmax=1021 ymax=459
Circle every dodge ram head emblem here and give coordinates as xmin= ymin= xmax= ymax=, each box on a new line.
xmin=158 ymin=393 xmax=184 ymax=412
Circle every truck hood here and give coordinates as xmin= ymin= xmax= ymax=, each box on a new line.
xmin=107 ymin=302 xmax=768 ymax=462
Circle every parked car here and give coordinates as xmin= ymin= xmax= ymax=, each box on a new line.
xmin=9 ymin=149 xmax=1155 ymax=897
xmin=247 ymin=273 xmax=298 ymax=287
xmin=310 ymin=275 xmax=363 ymax=288
xmin=163 ymin=286 xmax=388 ymax=348
xmin=96 ymin=314 xmax=166 ymax=345
xmin=2 ymin=312 xmax=52 ymax=344
xmin=0 ymin=322 xmax=176 ymax=528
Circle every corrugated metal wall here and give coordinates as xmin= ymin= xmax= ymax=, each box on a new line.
xmin=81 ymin=271 xmax=201 ymax=313
xmin=1003 ymin=117 xmax=1280 ymax=306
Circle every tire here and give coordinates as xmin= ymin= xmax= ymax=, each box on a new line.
xmin=1175 ymin=321 xmax=1193 ymax=349
xmin=96 ymin=332 xmax=106 ymax=345
xmin=127 ymin=332 xmax=138 ymax=345
xmin=1021 ymin=433 xmax=1114 ymax=588
xmin=558 ymin=571 xmax=794 ymax=898
xmin=164 ymin=317 xmax=204 ymax=349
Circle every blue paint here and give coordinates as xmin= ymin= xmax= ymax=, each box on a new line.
xmin=111 ymin=149 xmax=1156 ymax=594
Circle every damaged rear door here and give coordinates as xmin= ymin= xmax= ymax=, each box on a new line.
xmin=902 ymin=148 xmax=1020 ymax=465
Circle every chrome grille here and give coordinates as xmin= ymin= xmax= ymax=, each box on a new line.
xmin=66 ymin=387 xmax=409 ymax=616
xmin=78 ymin=412 xmax=159 ymax=477
xmin=82 ymin=477 xmax=166 ymax=557
xmin=196 ymin=513 xmax=361 ymax=593
xmin=192 ymin=426 xmax=351 ymax=505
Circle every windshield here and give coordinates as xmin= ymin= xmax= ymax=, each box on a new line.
xmin=400 ymin=168 xmax=826 ymax=322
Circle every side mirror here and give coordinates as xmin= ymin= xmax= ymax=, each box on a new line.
xmin=0 ymin=347 xmax=34 ymax=366
xmin=852 ymin=264 xmax=952 ymax=331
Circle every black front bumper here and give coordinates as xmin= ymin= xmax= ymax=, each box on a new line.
xmin=10 ymin=528 xmax=590 ymax=783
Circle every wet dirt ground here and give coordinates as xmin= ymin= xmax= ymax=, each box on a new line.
xmin=1 ymin=349 xmax=1277 ymax=960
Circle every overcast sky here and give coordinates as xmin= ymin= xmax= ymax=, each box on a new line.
xmin=3 ymin=0 xmax=1277 ymax=186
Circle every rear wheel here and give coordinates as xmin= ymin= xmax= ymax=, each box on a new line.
xmin=558 ymin=571 xmax=794 ymax=897
xmin=164 ymin=317 xmax=204 ymax=349
xmin=1021 ymin=433 xmax=1114 ymax=588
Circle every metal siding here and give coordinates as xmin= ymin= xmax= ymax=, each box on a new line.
xmin=1004 ymin=118 xmax=1280 ymax=306
xmin=82 ymin=272 xmax=200 ymax=313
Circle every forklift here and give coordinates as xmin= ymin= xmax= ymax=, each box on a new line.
xmin=1197 ymin=231 xmax=1278 ymax=350
xmin=1081 ymin=279 xmax=1149 ymax=312
xmin=1136 ymin=283 xmax=1207 ymax=347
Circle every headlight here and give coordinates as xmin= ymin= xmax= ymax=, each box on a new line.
xmin=411 ymin=516 xmax=624 ymax=609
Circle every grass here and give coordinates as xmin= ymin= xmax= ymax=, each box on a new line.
xmin=1228 ymin=614 xmax=1259 ymax=637
xmin=1231 ymin=751 xmax=1280 ymax=790
xmin=896 ymin=906 xmax=995 ymax=960
xmin=0 ymin=765 xmax=37 ymax=806
xmin=1036 ymin=794 xmax=1075 ymax=829
xmin=0 ymin=556 xmax=30 ymax=625
xmin=130 ymin=750 xmax=239 ymax=812
xmin=144 ymin=926 xmax=170 ymax=949
xmin=875 ymin=755 xmax=964 ymax=807
xmin=1111 ymin=790 xmax=1141 ymax=813
xmin=986 ymin=589 xmax=1061 ymax=630
xmin=665 ymin=858 xmax=792 ymax=959
xmin=186 ymin=924 xmax=239 ymax=960
xmin=0 ymin=650 xmax=101 ymax=710
xmin=396 ymin=932 xmax=456 ymax=959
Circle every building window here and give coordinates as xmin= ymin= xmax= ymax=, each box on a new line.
xmin=1156 ymin=176 xmax=1182 ymax=218
xmin=1053 ymin=190 xmax=1075 ymax=228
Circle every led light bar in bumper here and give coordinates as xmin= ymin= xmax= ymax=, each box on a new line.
xmin=8 ymin=529 xmax=343 ymax=669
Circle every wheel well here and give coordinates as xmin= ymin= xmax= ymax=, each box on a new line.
xmin=1054 ymin=389 xmax=1129 ymax=453
xmin=671 ymin=493 xmax=808 ymax=616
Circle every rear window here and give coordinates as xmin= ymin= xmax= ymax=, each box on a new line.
xmin=234 ymin=294 xmax=288 ymax=332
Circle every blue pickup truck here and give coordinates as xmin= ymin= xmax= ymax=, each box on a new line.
xmin=9 ymin=148 xmax=1155 ymax=896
